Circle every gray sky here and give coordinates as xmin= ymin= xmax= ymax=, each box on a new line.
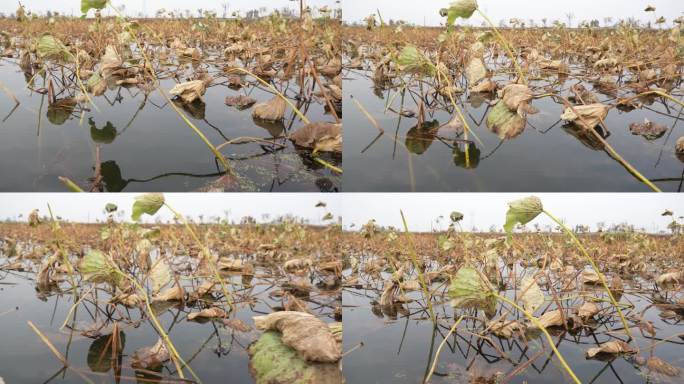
xmin=4 ymin=0 xmax=338 ymax=17
xmin=0 ymin=193 xmax=340 ymax=224
xmin=342 ymin=194 xmax=683 ymax=233
xmin=343 ymin=0 xmax=681 ymax=26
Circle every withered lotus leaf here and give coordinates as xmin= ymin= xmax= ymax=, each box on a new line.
xmin=289 ymin=122 xmax=342 ymax=153
xmin=187 ymin=307 xmax=227 ymax=321
xmin=560 ymin=103 xmax=609 ymax=130
xmin=252 ymin=96 xmax=287 ymax=122
xmin=225 ymin=95 xmax=257 ymax=110
xmin=169 ymin=80 xmax=207 ymax=104
xmin=253 ymin=311 xmax=342 ymax=363
xmin=586 ymin=340 xmax=637 ymax=358
xmin=131 ymin=338 xmax=170 ymax=370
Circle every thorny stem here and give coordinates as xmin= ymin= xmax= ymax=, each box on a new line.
xmin=543 ymin=209 xmax=633 ymax=338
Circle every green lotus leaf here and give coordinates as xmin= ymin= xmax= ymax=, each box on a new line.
xmin=131 ymin=193 xmax=165 ymax=221
xmin=503 ymin=196 xmax=543 ymax=238
xmin=248 ymin=331 xmax=343 ymax=384
xmin=81 ymin=0 xmax=108 ymax=15
xmin=447 ymin=0 xmax=478 ymax=25
xmin=486 ymin=101 xmax=526 ymax=140
xmin=448 ymin=266 xmax=496 ymax=312
xmin=105 ymin=203 xmax=118 ymax=213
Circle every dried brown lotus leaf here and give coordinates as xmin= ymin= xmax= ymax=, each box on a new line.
xmin=535 ymin=310 xmax=565 ymax=328
xmin=284 ymin=258 xmax=313 ymax=272
xmin=577 ymin=301 xmax=600 ymax=318
xmin=223 ymin=318 xmax=252 ymax=333
xmin=187 ymin=307 xmax=227 ymax=321
xmin=656 ymin=271 xmax=681 ymax=287
xmin=629 ymin=119 xmax=667 ymax=140
xmin=100 ymin=45 xmax=122 ymax=78
xmin=252 ymin=96 xmax=287 ymax=122
xmin=466 ymin=57 xmax=487 ymax=85
xmin=519 ymin=276 xmax=544 ymax=313
xmin=132 ymin=338 xmax=170 ymax=370
xmin=152 ymin=284 xmax=185 ymax=302
xmin=560 ymin=103 xmax=609 ymax=129
xmin=647 ymin=356 xmax=681 ymax=376
xmin=289 ymin=122 xmax=342 ymax=153
xmin=488 ymin=319 xmax=525 ymax=338
xmin=469 ymin=79 xmax=497 ymax=93
xmin=585 ymin=340 xmax=637 ymax=358
xmin=225 ymin=95 xmax=256 ymax=110
xmin=283 ymin=292 xmax=312 ymax=313
xmin=218 ymin=258 xmax=244 ymax=271
xmin=169 ymin=80 xmax=206 ymax=104
xmin=253 ymin=311 xmax=341 ymax=363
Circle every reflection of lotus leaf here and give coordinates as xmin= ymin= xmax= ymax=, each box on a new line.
xmin=405 ymin=120 xmax=439 ymax=155
xmin=452 ymin=142 xmax=480 ymax=169
xmin=89 ymin=118 xmax=117 ymax=144
xmin=87 ymin=331 xmax=125 ymax=373
xmin=173 ymin=98 xmax=205 ymax=120
xmin=47 ymin=99 xmax=76 ymax=125
xmin=101 ymin=161 xmax=127 ymax=192
xmin=486 ymin=101 xmax=526 ymax=140
xmin=562 ymin=123 xmax=606 ymax=151
xmin=253 ymin=118 xmax=285 ymax=138
xmin=248 ymin=331 xmax=343 ymax=384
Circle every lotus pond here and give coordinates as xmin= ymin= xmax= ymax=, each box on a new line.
xmin=0 ymin=13 xmax=342 ymax=192
xmin=0 ymin=198 xmax=344 ymax=383
xmin=342 ymin=204 xmax=684 ymax=383
xmin=343 ymin=24 xmax=684 ymax=192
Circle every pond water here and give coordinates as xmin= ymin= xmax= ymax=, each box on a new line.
xmin=343 ymin=68 xmax=684 ymax=192
xmin=0 ymin=57 xmax=341 ymax=192
xmin=0 ymin=247 xmax=342 ymax=383
xmin=343 ymin=262 xmax=684 ymax=384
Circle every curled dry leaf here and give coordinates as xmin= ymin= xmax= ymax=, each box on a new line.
xmin=486 ymin=101 xmax=526 ymax=140
xmin=218 ymin=258 xmax=244 ymax=271
xmin=535 ymin=309 xmax=565 ymax=328
xmin=488 ymin=319 xmax=525 ymax=338
xmin=252 ymin=96 xmax=287 ymax=122
xmin=499 ymin=84 xmax=537 ymax=116
xmin=586 ymin=340 xmax=637 ymax=358
xmin=225 ymin=95 xmax=256 ymax=110
xmin=519 ymin=276 xmax=545 ymax=313
xmin=577 ymin=301 xmax=600 ymax=319
xmin=169 ymin=80 xmax=207 ymax=104
xmin=253 ymin=311 xmax=341 ymax=363
xmin=560 ymin=103 xmax=609 ymax=130
xmin=224 ymin=318 xmax=252 ymax=333
xmin=469 ymin=79 xmax=497 ymax=93
xmin=131 ymin=338 xmax=170 ymax=370
xmin=647 ymin=356 xmax=681 ymax=377
xmin=187 ymin=307 xmax=227 ymax=321
xmin=676 ymin=137 xmax=684 ymax=162
xmin=284 ymin=258 xmax=313 ymax=272
xmin=289 ymin=122 xmax=342 ymax=153
xmin=466 ymin=58 xmax=487 ymax=85
xmin=656 ymin=271 xmax=682 ymax=287
xmin=629 ymin=119 xmax=667 ymax=140
xmin=152 ymin=284 xmax=185 ymax=302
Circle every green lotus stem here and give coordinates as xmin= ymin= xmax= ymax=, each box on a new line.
xmin=543 ymin=209 xmax=632 ymax=338
xmin=46 ymin=204 xmax=78 ymax=300
xmin=434 ymin=64 xmax=484 ymax=147
xmin=476 ymin=9 xmax=527 ymax=85
xmin=424 ymin=315 xmax=465 ymax=383
xmin=314 ymin=157 xmax=343 ymax=173
xmin=494 ymin=292 xmax=581 ymax=384
xmin=112 ymin=268 xmax=200 ymax=383
xmin=107 ymin=3 xmax=232 ymax=174
xmin=400 ymin=210 xmax=436 ymax=323
xmin=164 ymin=203 xmax=234 ymax=311
xmin=226 ymin=67 xmax=311 ymax=125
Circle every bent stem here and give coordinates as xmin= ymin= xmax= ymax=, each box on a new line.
xmin=424 ymin=315 xmax=465 ymax=383
xmin=163 ymin=203 xmax=234 ymax=311
xmin=543 ymin=209 xmax=632 ymax=338
xmin=493 ymin=293 xmax=581 ymax=384
xmin=226 ymin=67 xmax=311 ymax=124
xmin=400 ymin=210 xmax=436 ymax=323
xmin=475 ymin=9 xmax=527 ymax=85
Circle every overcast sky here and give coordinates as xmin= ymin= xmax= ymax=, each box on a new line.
xmin=342 ymin=194 xmax=683 ymax=233
xmin=343 ymin=0 xmax=681 ymax=26
xmin=3 ymin=0 xmax=338 ymax=17
xmin=0 ymin=193 xmax=340 ymax=224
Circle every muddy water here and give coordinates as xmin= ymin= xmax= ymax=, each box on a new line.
xmin=0 ymin=253 xmax=341 ymax=383
xmin=343 ymin=69 xmax=684 ymax=192
xmin=0 ymin=60 xmax=341 ymax=192
xmin=343 ymin=267 xmax=684 ymax=384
